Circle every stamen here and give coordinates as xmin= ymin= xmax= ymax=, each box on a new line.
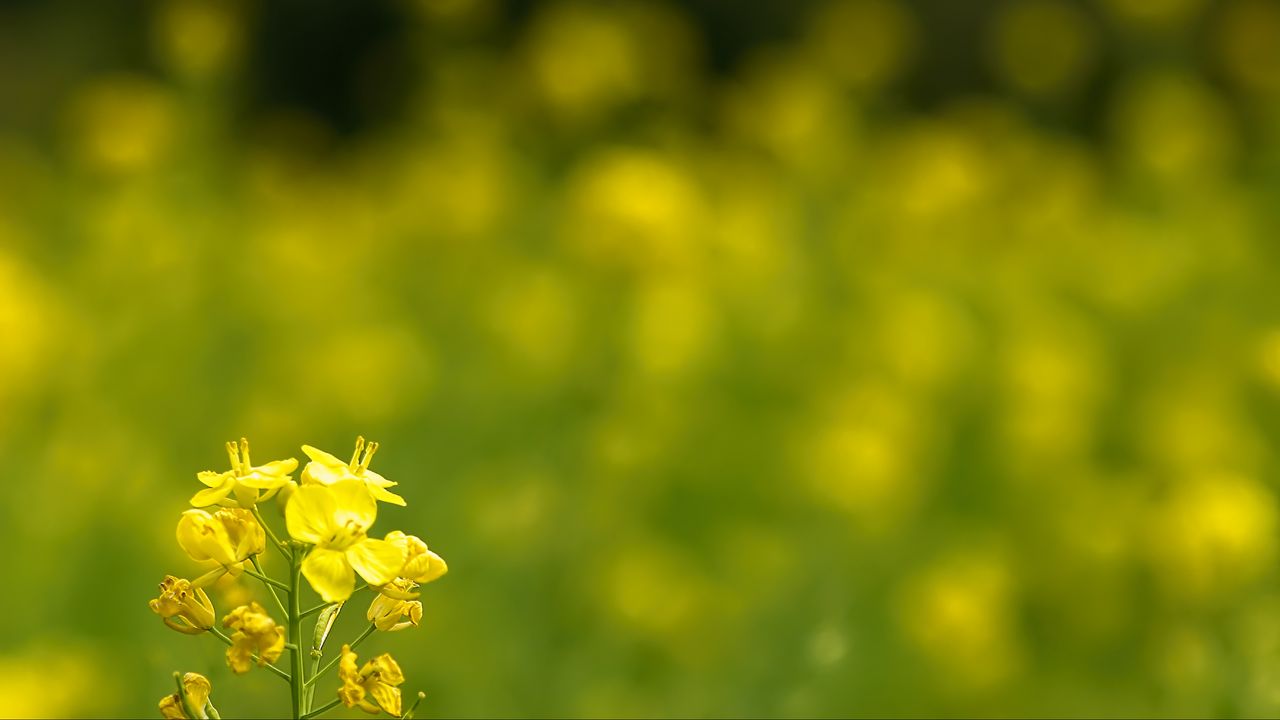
xmin=349 ymin=436 xmax=366 ymax=470
xmin=226 ymin=441 xmax=241 ymax=474
xmin=240 ymin=437 xmax=251 ymax=470
xmin=359 ymin=441 xmax=379 ymax=472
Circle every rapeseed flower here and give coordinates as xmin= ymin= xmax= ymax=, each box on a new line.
xmin=368 ymin=578 xmax=423 ymax=631
xmin=149 ymin=575 xmax=215 ymax=634
xmin=222 ymin=602 xmax=286 ymax=674
xmin=338 ymin=644 xmax=405 ymax=715
xmin=301 ymin=437 xmax=406 ymax=506
xmin=286 ymin=479 xmax=406 ymax=602
xmin=158 ymin=672 xmax=212 ymax=719
xmin=387 ymin=531 xmax=448 ymax=586
xmin=176 ymin=507 xmax=265 ymax=579
xmin=191 ymin=438 xmax=297 ymax=508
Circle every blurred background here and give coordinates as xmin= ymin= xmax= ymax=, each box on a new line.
xmin=2 ymin=0 xmax=1280 ymax=716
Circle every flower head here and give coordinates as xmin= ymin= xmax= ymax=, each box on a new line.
xmin=222 ymin=602 xmax=286 ymax=674
xmin=149 ymin=575 xmax=215 ymax=634
xmin=338 ymin=644 xmax=405 ymax=715
xmin=286 ymin=480 xmax=407 ymax=602
xmin=368 ymin=578 xmax=423 ymax=632
xmin=176 ymin=507 xmax=265 ymax=577
xmin=301 ymin=437 xmax=405 ymax=506
xmin=191 ymin=438 xmax=297 ymax=508
xmin=159 ymin=672 xmax=212 ymax=719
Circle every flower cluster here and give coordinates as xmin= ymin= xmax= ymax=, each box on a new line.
xmin=150 ymin=437 xmax=445 ymax=719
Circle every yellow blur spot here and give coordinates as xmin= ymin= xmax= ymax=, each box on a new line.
xmin=1146 ymin=473 xmax=1277 ymax=601
xmin=804 ymin=0 xmax=915 ymax=89
xmin=1110 ymin=72 xmax=1235 ymax=182
xmin=990 ymin=0 xmax=1097 ymax=97
xmin=487 ymin=268 xmax=578 ymax=378
xmin=803 ymin=384 xmax=928 ymax=531
xmin=65 ymin=75 xmax=175 ymax=173
xmin=1100 ymin=0 xmax=1206 ymax=29
xmin=564 ymin=147 xmax=705 ymax=272
xmin=896 ymin=551 xmax=1021 ymax=691
xmin=153 ymin=0 xmax=242 ymax=78
xmin=629 ymin=280 xmax=716 ymax=379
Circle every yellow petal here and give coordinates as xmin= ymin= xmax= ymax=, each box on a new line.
xmin=330 ymin=479 xmax=378 ymax=529
xmin=363 ymin=469 xmax=397 ymax=488
xmin=369 ymin=484 xmax=407 ymax=507
xmin=257 ymin=458 xmax=299 ymax=475
xmin=417 ymin=549 xmax=448 ymax=584
xmin=347 ymin=538 xmax=406 ymax=587
xmin=226 ymin=634 xmax=255 ymax=674
xmin=238 ymin=473 xmax=288 ymax=490
xmin=198 ymin=470 xmax=229 ymax=488
xmin=303 ymin=548 xmax=356 ymax=602
xmin=301 ymin=445 xmax=347 ymax=467
xmin=286 ymin=484 xmax=336 ymax=544
xmin=190 ymin=484 xmax=233 ymax=508
xmin=368 ymin=683 xmax=402 ymax=716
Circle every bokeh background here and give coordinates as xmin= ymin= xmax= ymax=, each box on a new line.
xmin=3 ymin=0 xmax=1280 ymax=716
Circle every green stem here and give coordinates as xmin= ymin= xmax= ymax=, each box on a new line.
xmin=244 ymin=565 xmax=291 ymax=593
xmin=174 ymin=671 xmax=201 ymax=719
xmin=301 ymin=696 xmax=342 ymax=719
xmin=402 ymin=691 xmax=427 ymax=719
xmin=289 ymin=546 xmax=307 ymax=718
xmin=305 ymin=623 xmax=375 ymax=687
xmin=208 ymin=627 xmax=291 ymax=683
xmin=253 ymin=504 xmax=292 ymax=561
xmin=300 ymin=602 xmax=329 ymax=619
xmin=250 ymin=556 xmax=290 ymax=618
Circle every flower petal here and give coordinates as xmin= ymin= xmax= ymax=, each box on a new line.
xmin=368 ymin=484 xmax=407 ymax=507
xmin=303 ymin=548 xmax=357 ymax=603
xmin=347 ymin=538 xmax=406 ymax=587
xmin=368 ymin=683 xmax=402 ymax=716
xmin=198 ymin=470 xmax=229 ymax=488
xmin=363 ymin=469 xmax=397 ymax=488
xmin=330 ymin=479 xmax=378 ymax=529
xmin=257 ymin=458 xmax=298 ymax=475
xmin=301 ymin=445 xmax=346 ymax=467
xmin=190 ymin=484 xmax=233 ymax=508
xmin=286 ymin=484 xmax=336 ymax=544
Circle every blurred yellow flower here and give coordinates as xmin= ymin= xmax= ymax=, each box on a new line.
xmin=286 ymin=480 xmax=406 ymax=602
xmin=190 ymin=437 xmax=297 ymax=508
xmin=222 ymin=602 xmax=286 ymax=674
xmin=175 ymin=508 xmax=265 ymax=579
xmin=149 ymin=575 xmax=215 ymax=635
xmin=368 ymin=578 xmax=423 ymax=632
xmin=338 ymin=644 xmax=405 ymax=715
xmin=158 ymin=672 xmax=211 ymax=719
xmin=301 ymin=437 xmax=405 ymax=506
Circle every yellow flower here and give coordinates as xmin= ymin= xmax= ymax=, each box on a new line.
xmin=158 ymin=694 xmax=186 ymax=719
xmin=176 ymin=507 xmax=265 ymax=578
xmin=286 ymin=480 xmax=406 ymax=602
xmin=386 ymin=531 xmax=448 ymax=585
xmin=301 ymin=437 xmax=406 ymax=506
xmin=367 ymin=578 xmax=423 ymax=632
xmin=191 ymin=438 xmax=298 ymax=508
xmin=149 ymin=575 xmax=215 ymax=634
xmin=222 ymin=602 xmax=286 ymax=674
xmin=338 ymin=644 xmax=405 ymax=715
xmin=159 ymin=672 xmax=212 ymax=719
